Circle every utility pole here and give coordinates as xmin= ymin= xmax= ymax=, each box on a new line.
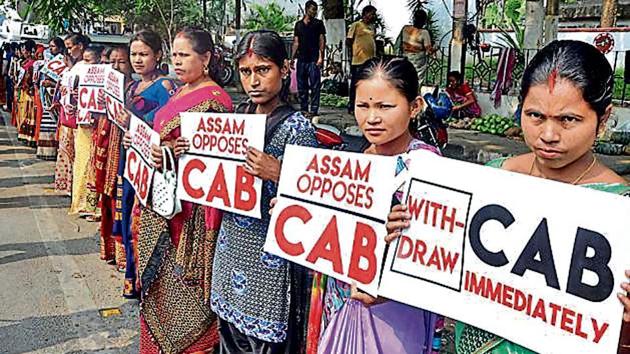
xmin=449 ymin=0 xmax=467 ymax=73
xmin=543 ymin=0 xmax=559 ymax=45
xmin=523 ymin=0 xmax=544 ymax=51
xmin=235 ymin=0 xmax=241 ymax=44
xmin=601 ymin=0 xmax=617 ymax=28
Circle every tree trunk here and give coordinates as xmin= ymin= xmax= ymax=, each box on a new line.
xmin=601 ymin=0 xmax=617 ymax=28
xmin=523 ymin=0 xmax=544 ymax=51
xmin=543 ymin=0 xmax=559 ymax=45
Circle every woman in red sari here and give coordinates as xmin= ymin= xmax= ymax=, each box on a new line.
xmin=93 ymin=45 xmax=134 ymax=267
xmin=137 ymin=27 xmax=232 ymax=354
xmin=31 ymin=46 xmax=45 ymax=152
xmin=16 ymin=40 xmax=37 ymax=145
xmin=10 ymin=45 xmax=22 ymax=127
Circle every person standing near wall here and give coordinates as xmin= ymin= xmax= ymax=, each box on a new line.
xmin=397 ymin=9 xmax=433 ymax=87
xmin=291 ymin=0 xmax=326 ymax=117
xmin=346 ymin=5 xmax=377 ymax=114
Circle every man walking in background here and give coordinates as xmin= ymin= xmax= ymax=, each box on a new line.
xmin=347 ymin=5 xmax=377 ymax=113
xmin=292 ymin=0 xmax=326 ymax=117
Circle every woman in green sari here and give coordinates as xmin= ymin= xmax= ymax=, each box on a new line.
xmin=458 ymin=40 xmax=630 ymax=354
xmin=388 ymin=40 xmax=630 ymax=353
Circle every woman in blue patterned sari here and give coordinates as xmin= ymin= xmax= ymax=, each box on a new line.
xmin=209 ymin=30 xmax=318 ymax=354
xmin=116 ymin=29 xmax=177 ymax=298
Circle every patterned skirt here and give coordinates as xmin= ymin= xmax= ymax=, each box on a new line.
xmin=138 ymin=206 xmax=220 ymax=353
xmin=17 ymin=92 xmax=36 ymax=145
xmin=69 ymin=126 xmax=98 ymax=216
xmin=36 ymin=110 xmax=58 ymax=160
xmin=54 ymin=125 xmax=74 ymax=195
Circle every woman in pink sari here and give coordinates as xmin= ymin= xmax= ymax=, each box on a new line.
xmin=137 ymin=27 xmax=232 ymax=354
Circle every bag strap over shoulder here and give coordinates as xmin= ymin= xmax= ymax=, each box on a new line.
xmin=161 ymin=146 xmax=175 ymax=173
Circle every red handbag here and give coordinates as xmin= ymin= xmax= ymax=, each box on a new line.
xmin=59 ymin=106 xmax=77 ymax=129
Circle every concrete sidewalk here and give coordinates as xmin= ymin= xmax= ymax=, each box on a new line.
xmin=0 ymin=113 xmax=138 ymax=353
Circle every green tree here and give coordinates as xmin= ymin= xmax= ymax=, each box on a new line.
xmin=126 ymin=0 xmax=205 ymax=47
xmin=481 ymin=0 xmax=525 ymax=29
xmin=244 ymin=2 xmax=296 ymax=33
xmin=27 ymin=0 xmax=236 ymax=51
xmin=30 ymin=0 xmax=120 ymax=33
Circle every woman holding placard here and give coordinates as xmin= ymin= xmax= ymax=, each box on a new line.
xmin=205 ymin=30 xmax=318 ymax=353
xmin=116 ymin=29 xmax=177 ymax=298
xmin=68 ymin=45 xmax=101 ymax=218
xmin=16 ymin=40 xmax=37 ymax=145
xmin=137 ymin=27 xmax=231 ymax=354
xmin=91 ymin=45 xmax=134 ymax=272
xmin=303 ymin=56 xmax=442 ymax=354
xmin=387 ymin=40 xmax=630 ymax=353
xmin=54 ymin=33 xmax=89 ymax=196
xmin=35 ymin=37 xmax=66 ymax=160
xmin=61 ymin=33 xmax=95 ymax=216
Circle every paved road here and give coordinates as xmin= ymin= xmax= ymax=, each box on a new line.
xmin=0 ymin=113 xmax=138 ymax=354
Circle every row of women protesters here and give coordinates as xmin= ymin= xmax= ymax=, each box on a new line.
xmin=6 ymin=25 xmax=630 ymax=353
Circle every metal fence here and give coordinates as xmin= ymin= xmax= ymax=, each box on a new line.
xmin=423 ymin=46 xmax=630 ymax=107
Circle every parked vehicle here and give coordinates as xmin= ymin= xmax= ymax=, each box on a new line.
xmin=214 ymin=45 xmax=234 ymax=86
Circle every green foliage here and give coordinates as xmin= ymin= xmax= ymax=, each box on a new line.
xmin=116 ymin=0 xmax=206 ymax=48
xmin=480 ymin=0 xmax=525 ymax=52
xmin=30 ymin=0 xmax=111 ymax=33
xmin=482 ymin=3 xmax=501 ymax=28
xmin=481 ymin=0 xmax=524 ymax=29
xmin=244 ymin=2 xmax=295 ymax=33
xmin=497 ymin=17 xmax=524 ymax=50
xmin=613 ymin=68 xmax=630 ymax=101
xmin=28 ymin=0 xmax=229 ymax=45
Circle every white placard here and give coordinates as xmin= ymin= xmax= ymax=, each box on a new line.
xmin=103 ymin=66 xmax=127 ymax=130
xmin=379 ymin=150 xmax=630 ymax=354
xmin=78 ymin=64 xmax=107 ymax=114
xmin=264 ymin=145 xmax=398 ymax=296
xmin=123 ymin=114 xmax=160 ymax=206
xmin=40 ymin=54 xmax=65 ymax=82
xmin=177 ymin=112 xmax=266 ymax=218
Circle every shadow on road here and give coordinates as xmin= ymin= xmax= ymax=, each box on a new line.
xmin=0 ymin=195 xmax=69 ymax=209
xmin=0 ymin=301 xmax=139 ymax=354
xmin=0 ymin=175 xmax=55 ymax=188
xmin=0 ymin=147 xmax=35 ymax=155
xmin=0 ymin=159 xmax=45 ymax=168
xmin=0 ymin=236 xmax=98 ymax=266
